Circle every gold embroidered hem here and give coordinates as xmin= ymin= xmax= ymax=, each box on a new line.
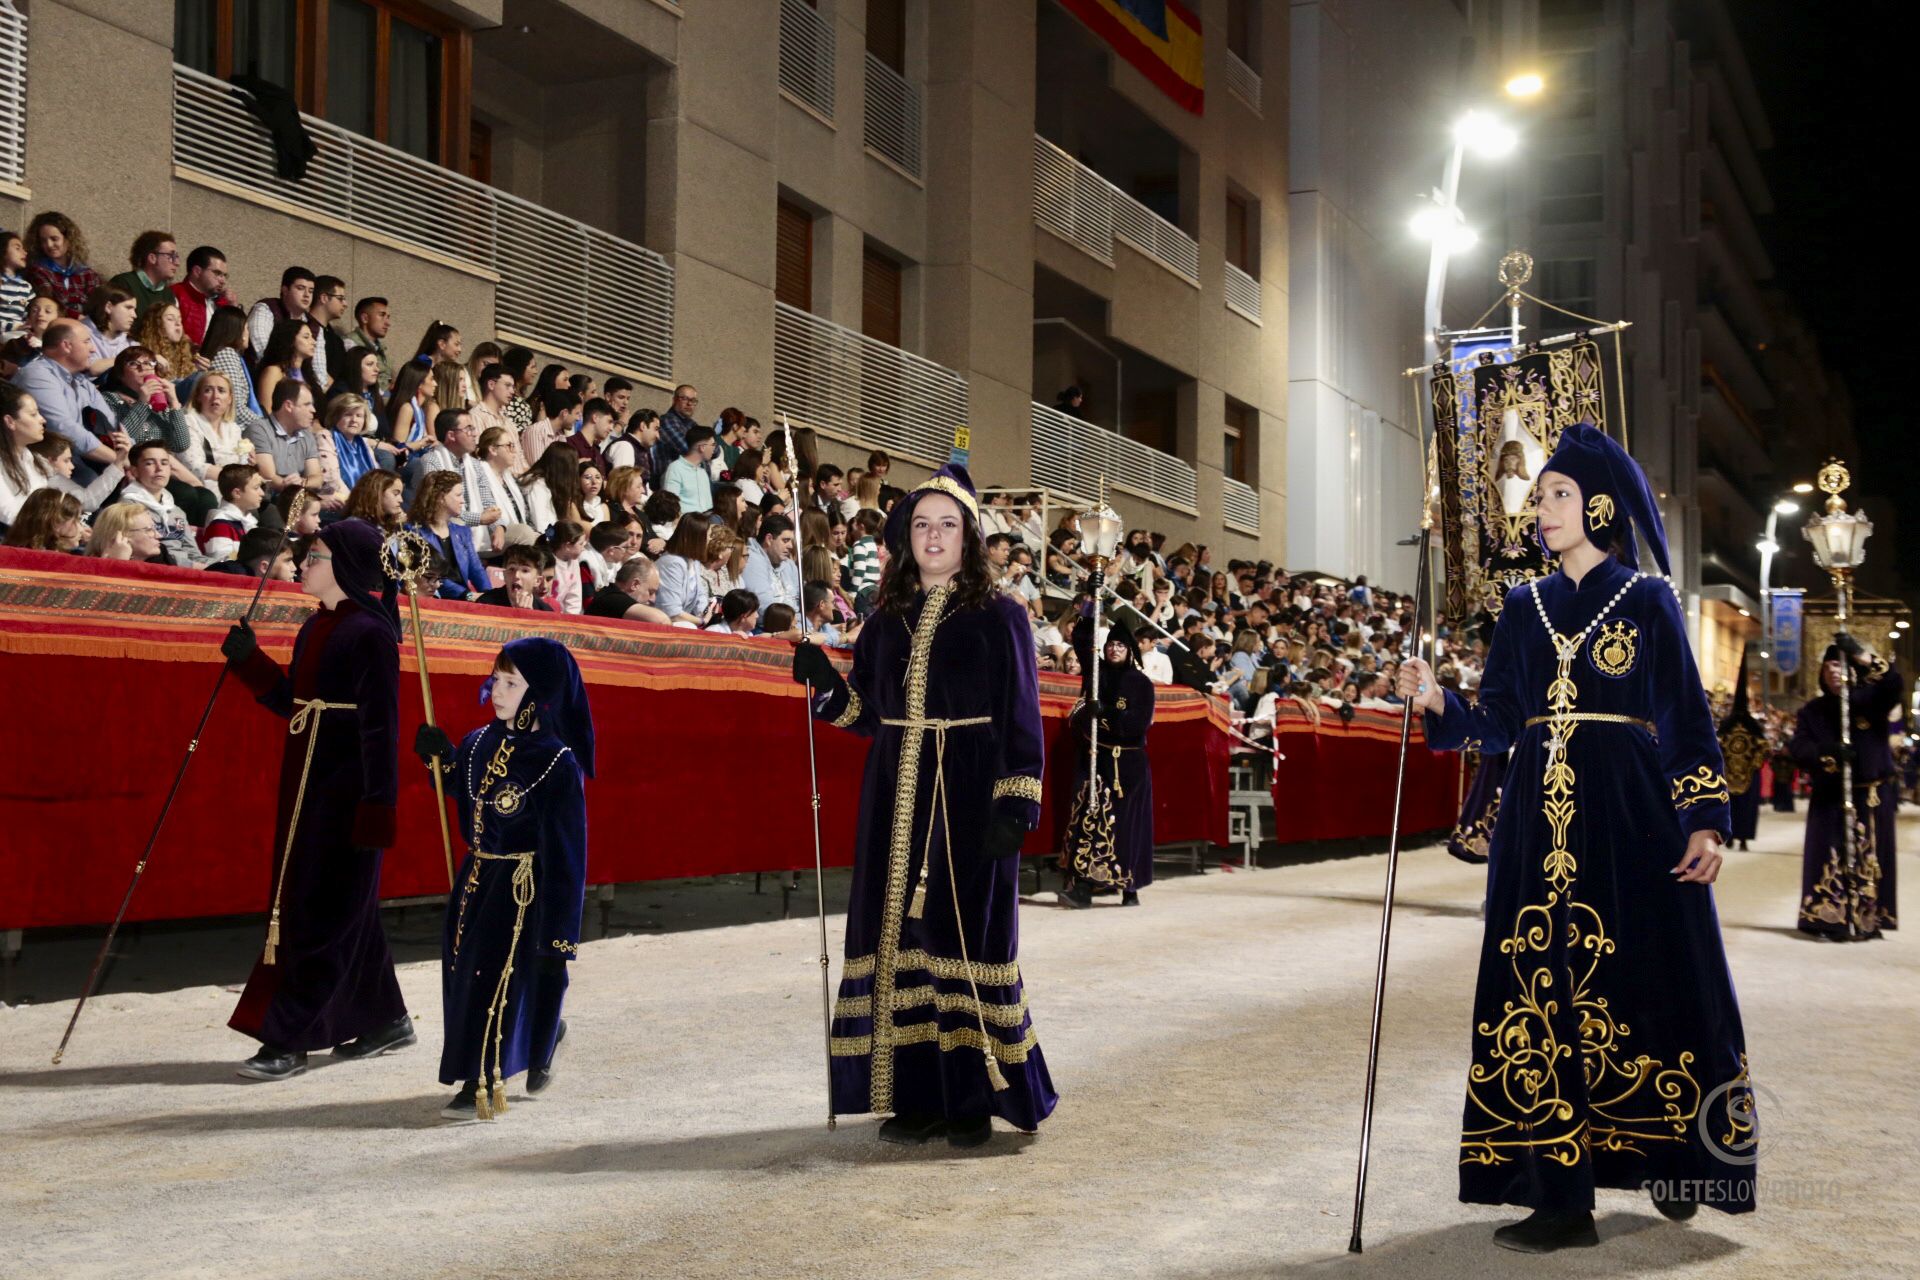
xmin=832 ymin=1023 xmax=1039 ymax=1063
xmin=993 ymin=775 xmax=1044 ymax=803
xmin=835 ymin=984 xmax=1030 ymax=1028
xmin=842 ymin=948 xmax=1021 ymax=987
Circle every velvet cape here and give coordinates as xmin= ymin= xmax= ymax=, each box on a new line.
xmin=1066 ymin=617 xmax=1158 ymax=890
xmin=809 ymin=586 xmax=1057 ymax=1130
xmin=1424 ymin=556 xmax=1756 ymax=1214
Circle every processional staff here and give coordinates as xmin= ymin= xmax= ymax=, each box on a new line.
xmin=381 ymin=529 xmax=457 ymax=891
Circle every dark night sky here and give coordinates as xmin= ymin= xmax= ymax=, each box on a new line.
xmin=1730 ymin=1 xmax=1918 ymax=589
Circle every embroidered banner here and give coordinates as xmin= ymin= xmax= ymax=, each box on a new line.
xmin=1770 ymin=587 xmax=1803 ymax=678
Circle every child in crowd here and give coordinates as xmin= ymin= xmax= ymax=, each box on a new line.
xmin=198 ymin=462 xmax=265 ymax=562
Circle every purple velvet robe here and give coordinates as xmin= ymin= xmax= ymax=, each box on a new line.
xmin=1066 ymin=667 xmax=1157 ymax=890
xmin=1789 ymin=658 xmax=1903 ymax=935
xmin=228 ymin=602 xmax=408 ymax=1051
xmin=810 ymin=587 xmax=1057 ymax=1130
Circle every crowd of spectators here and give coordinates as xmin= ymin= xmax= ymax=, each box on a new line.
xmin=2 ymin=212 xmax=1460 ymax=723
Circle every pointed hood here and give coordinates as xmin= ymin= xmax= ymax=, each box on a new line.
xmin=320 ymin=518 xmax=401 ymax=641
xmin=1539 ymin=421 xmax=1672 ymax=577
xmin=1719 ymin=645 xmax=1763 ymax=736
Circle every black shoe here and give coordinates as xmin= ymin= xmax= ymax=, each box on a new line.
xmin=877 ymin=1112 xmax=947 ymax=1145
xmin=1651 ymin=1185 xmax=1698 ymax=1222
xmin=947 ymin=1115 xmax=993 ymax=1149
xmin=237 ymin=1047 xmax=308 ymax=1081
xmin=1059 ymin=881 xmax=1094 ymax=910
xmin=528 ymin=1019 xmax=568 ymax=1095
xmin=333 ymin=1015 xmax=417 ymax=1060
xmin=1121 ymin=890 xmax=1140 ymax=907
xmin=1491 ymin=1209 xmax=1598 ymax=1253
xmin=440 ymin=1081 xmax=479 ymax=1120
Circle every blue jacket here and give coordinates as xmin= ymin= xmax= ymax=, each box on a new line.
xmin=410 ymin=521 xmax=490 ymax=598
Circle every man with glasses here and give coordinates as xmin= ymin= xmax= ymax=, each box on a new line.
xmin=312 ymin=275 xmax=350 ymax=393
xmin=654 ymin=383 xmax=700 ymax=477
xmin=170 ymin=246 xmax=237 ymax=346
xmin=109 ymin=231 xmax=181 ymax=317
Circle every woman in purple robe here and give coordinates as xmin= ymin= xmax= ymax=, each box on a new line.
xmin=791 ymin=464 xmax=1056 ymax=1148
xmin=1790 ymin=637 xmax=1902 ymax=937
xmin=219 ymin=517 xmax=412 ymax=1081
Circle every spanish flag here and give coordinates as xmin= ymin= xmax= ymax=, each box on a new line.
xmin=1059 ymin=0 xmax=1205 ymax=115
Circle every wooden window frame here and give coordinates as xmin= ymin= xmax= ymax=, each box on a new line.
xmin=192 ymin=0 xmax=471 ymax=172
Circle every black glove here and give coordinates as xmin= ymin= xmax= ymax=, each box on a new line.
xmin=792 ymin=641 xmax=841 ymax=691
xmin=414 ymin=724 xmax=454 ymax=767
xmin=980 ymin=807 xmax=1029 ymax=862
xmin=221 ymin=621 xmax=258 ymax=663
xmin=1834 ymin=631 xmax=1864 ymax=660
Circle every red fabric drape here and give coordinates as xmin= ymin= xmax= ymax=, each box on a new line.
xmin=1265 ymin=703 xmax=1462 ymax=842
xmin=0 ymin=549 xmax=1231 ymax=930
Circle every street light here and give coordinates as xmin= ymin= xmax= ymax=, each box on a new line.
xmin=1420 ymin=110 xmax=1522 ymax=362
xmin=1800 ymin=459 xmax=1875 ymax=939
xmin=1505 ymin=72 xmax=1545 ymax=99
xmin=1792 ymin=481 xmax=1815 ymax=494
xmin=1756 ymin=497 xmax=1804 ymax=716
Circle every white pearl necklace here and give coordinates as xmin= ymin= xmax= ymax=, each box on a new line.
xmin=1528 ymin=567 xmax=1677 ymax=660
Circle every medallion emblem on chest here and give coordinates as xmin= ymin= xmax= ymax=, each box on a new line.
xmin=491 ymin=784 xmax=525 ymax=815
xmin=1589 ymin=620 xmax=1638 ymax=678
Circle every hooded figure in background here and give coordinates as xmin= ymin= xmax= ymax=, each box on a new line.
xmin=1398 ymin=422 xmax=1756 ymax=1252
xmin=1060 ymin=613 xmax=1157 ymax=907
xmin=220 ymin=517 xmax=411 ymax=1081
xmin=792 ymin=463 xmax=1056 ymax=1148
xmin=416 ymin=636 xmax=594 ymax=1120
xmin=1717 ymin=647 xmax=1772 ymax=850
xmin=1788 ymin=634 xmax=1902 ymax=938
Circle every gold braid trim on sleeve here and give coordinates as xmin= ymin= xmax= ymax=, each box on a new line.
xmin=992 ymin=775 xmax=1043 ymax=804
xmin=1670 ymin=765 xmax=1731 ymax=809
xmin=830 ymin=688 xmax=864 ymax=729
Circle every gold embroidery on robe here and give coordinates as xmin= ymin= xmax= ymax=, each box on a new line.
xmin=1671 ymin=766 xmax=1730 ymax=809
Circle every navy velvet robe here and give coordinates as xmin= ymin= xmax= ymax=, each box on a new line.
xmin=1066 ymin=665 xmax=1157 ymax=890
xmin=810 ymin=586 xmax=1057 ymax=1130
xmin=228 ymin=602 xmax=408 ymax=1051
xmin=438 ymin=721 xmax=588 ymax=1086
xmin=1789 ymin=659 xmax=1903 ymax=936
xmin=1425 ymin=557 xmax=1756 ymax=1214
xmin=1446 ymin=750 xmax=1505 ymax=865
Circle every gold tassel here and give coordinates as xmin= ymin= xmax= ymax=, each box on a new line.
xmin=474 ymin=1085 xmax=492 ymax=1121
xmin=907 ymin=878 xmax=926 ymax=919
xmin=1112 ymin=748 xmax=1125 ymax=799
xmin=263 ymin=914 xmax=281 ymax=966
xmin=492 ymin=1078 xmax=508 ymax=1115
xmin=984 ymin=1051 xmax=1009 ymax=1092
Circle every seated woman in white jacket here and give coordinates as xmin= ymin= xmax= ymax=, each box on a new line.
xmin=653 ymin=513 xmax=715 ymax=625
xmin=2 ymin=384 xmax=127 ymax=525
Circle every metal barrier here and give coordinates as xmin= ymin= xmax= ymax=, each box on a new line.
xmin=170 ymin=64 xmax=675 ymax=384
xmin=1222 ymin=476 xmax=1260 ymax=533
xmin=773 ymin=301 xmax=968 ymax=466
xmin=863 ymin=52 xmax=922 ymax=178
xmin=1029 ymin=400 xmax=1197 ymax=513
xmin=1224 ymin=261 xmax=1263 ymax=325
xmin=1031 ymin=135 xmax=1198 ymax=286
xmin=779 ymin=0 xmax=836 ymax=120
xmin=1223 ymin=49 xmax=1262 ymax=115
xmin=0 ymin=1 xmax=26 ymax=187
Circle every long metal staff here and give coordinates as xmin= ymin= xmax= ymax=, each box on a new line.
xmin=53 ymin=492 xmax=310 ymax=1065
xmin=1347 ymin=479 xmax=1436 ymax=1253
xmin=381 ymin=530 xmax=456 ymax=889
xmin=784 ymin=418 xmax=836 ymax=1128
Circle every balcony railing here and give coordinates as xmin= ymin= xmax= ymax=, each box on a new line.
xmin=864 ymin=52 xmax=922 ymax=178
xmin=1223 ymin=49 xmax=1262 ymax=115
xmin=779 ymin=0 xmax=836 ymax=121
xmin=1031 ymin=135 xmax=1199 ymax=286
xmin=774 ymin=302 xmax=968 ymax=466
xmin=171 ymin=64 xmax=674 ymax=384
xmin=0 ymin=1 xmax=26 ymax=187
xmin=1224 ymin=261 xmax=1262 ymax=324
xmin=1030 ymin=401 xmax=1198 ymax=513
xmin=1222 ymin=476 xmax=1260 ymax=533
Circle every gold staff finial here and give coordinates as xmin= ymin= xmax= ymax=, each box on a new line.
xmin=1817 ymin=458 xmax=1851 ymax=514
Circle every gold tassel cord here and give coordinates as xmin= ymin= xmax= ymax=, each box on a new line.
xmin=263 ymin=698 xmax=358 ymax=965
xmin=471 ymin=851 xmax=537 ymax=1121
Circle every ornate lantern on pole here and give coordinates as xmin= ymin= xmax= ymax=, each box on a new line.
xmin=1800 ymin=459 xmax=1875 ymax=938
xmin=1062 ymin=480 xmax=1130 ymax=900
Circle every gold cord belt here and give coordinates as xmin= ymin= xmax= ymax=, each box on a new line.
xmin=264 ymin=698 xmax=358 ymax=965
xmin=877 ymin=712 xmax=1010 ymax=1093
xmin=1524 ymin=712 xmax=1657 ymax=738
xmin=470 ymin=847 xmax=538 ymax=1116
